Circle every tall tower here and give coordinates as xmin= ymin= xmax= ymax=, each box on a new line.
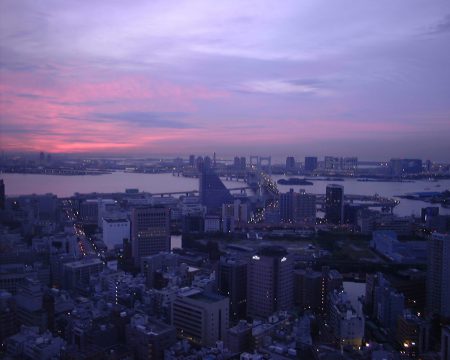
xmin=218 ymin=256 xmax=248 ymax=323
xmin=426 ymin=232 xmax=450 ymax=317
xmin=279 ymin=188 xmax=296 ymax=223
xmin=325 ymin=184 xmax=344 ymax=224
xmin=247 ymin=246 xmax=294 ymax=319
xmin=131 ymin=206 xmax=170 ymax=267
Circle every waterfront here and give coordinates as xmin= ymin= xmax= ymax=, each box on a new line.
xmin=1 ymin=171 xmax=449 ymax=217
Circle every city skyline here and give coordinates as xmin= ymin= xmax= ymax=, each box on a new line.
xmin=1 ymin=1 xmax=450 ymax=161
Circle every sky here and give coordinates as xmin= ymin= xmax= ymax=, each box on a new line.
xmin=1 ymin=0 xmax=450 ymax=161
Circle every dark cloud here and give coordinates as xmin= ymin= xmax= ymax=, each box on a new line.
xmin=92 ymin=111 xmax=195 ymax=129
xmin=14 ymin=93 xmax=56 ymax=100
xmin=426 ymin=14 xmax=450 ymax=35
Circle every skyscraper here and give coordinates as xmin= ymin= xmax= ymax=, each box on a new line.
xmin=295 ymin=189 xmax=316 ymax=224
xmin=199 ymin=168 xmax=233 ymax=214
xmin=218 ymin=256 xmax=248 ymax=323
xmin=0 ymin=179 xmax=5 ymax=210
xmin=279 ymin=189 xmax=316 ymax=224
xmin=304 ymin=157 xmax=318 ymax=172
xmin=279 ymin=188 xmax=296 ymax=223
xmin=325 ymin=184 xmax=344 ymax=224
xmin=426 ymin=232 xmax=450 ymax=318
xmin=131 ymin=205 xmax=170 ymax=266
xmin=285 ymin=156 xmax=296 ymax=172
xmin=247 ymin=246 xmax=294 ymax=319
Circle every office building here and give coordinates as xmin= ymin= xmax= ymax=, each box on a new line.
xmin=233 ymin=156 xmax=246 ymax=170
xmin=131 ymin=206 xmax=170 ymax=266
xmin=5 ymin=326 xmax=65 ymax=360
xmin=294 ymin=269 xmax=322 ymax=312
xmin=102 ymin=218 xmax=130 ymax=250
xmin=0 ymin=179 xmax=5 ymax=210
xmin=373 ymin=274 xmax=405 ymax=333
xmin=304 ymin=157 xmax=318 ymax=172
xmin=222 ymin=199 xmax=248 ymax=233
xmin=279 ymin=189 xmax=316 ymax=224
xmin=204 ymin=215 xmax=221 ymax=232
xmin=324 ymin=156 xmax=341 ymax=170
xmin=172 ymin=288 xmax=229 ymax=346
xmin=342 ymin=157 xmax=358 ymax=171
xmin=226 ymin=320 xmax=252 ymax=354
xmin=189 ymin=154 xmax=195 ymax=166
xmin=295 ymin=189 xmax=316 ymax=224
xmin=218 ymin=256 xmax=248 ymax=322
xmin=280 ymin=189 xmax=296 ymax=223
xmin=79 ymin=199 xmax=99 ymax=225
xmin=397 ymin=311 xmax=430 ymax=356
xmin=329 ymin=291 xmax=364 ymax=348
xmin=141 ymin=252 xmax=178 ymax=288
xmin=14 ymin=278 xmax=47 ymax=332
xmin=426 ymin=232 xmax=450 ymax=317
xmin=247 ymin=246 xmax=294 ymax=319
xmin=325 ymin=184 xmax=344 ymax=225
xmin=126 ymin=314 xmax=176 ymax=360
xmin=0 ymin=290 xmax=18 ymax=342
xmin=442 ymin=326 xmax=450 ymax=360
xmin=199 ymin=168 xmax=233 ymax=214
xmin=285 ymin=156 xmax=296 ymax=172
xmin=62 ymin=258 xmax=104 ymax=291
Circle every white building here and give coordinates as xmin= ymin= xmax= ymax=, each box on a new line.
xmin=329 ymin=291 xmax=364 ymax=348
xmin=102 ymin=218 xmax=130 ymax=249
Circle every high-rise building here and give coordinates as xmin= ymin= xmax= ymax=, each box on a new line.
xmin=131 ymin=206 xmax=170 ymax=266
xmin=218 ymin=256 xmax=248 ymax=322
xmin=426 ymin=232 xmax=450 ymax=318
xmin=294 ymin=269 xmax=322 ymax=312
xmin=240 ymin=157 xmax=246 ymax=169
xmin=0 ymin=179 xmax=5 ymax=210
xmin=285 ymin=156 xmax=296 ymax=172
xmin=397 ymin=311 xmax=430 ymax=356
xmin=325 ymin=184 xmax=344 ymax=224
xmin=222 ymin=199 xmax=248 ymax=233
xmin=279 ymin=189 xmax=296 ymax=223
xmin=199 ymin=168 xmax=233 ymax=214
xmin=442 ymin=326 xmax=450 ymax=360
xmin=279 ymin=189 xmax=316 ymax=224
xmin=342 ymin=157 xmax=358 ymax=171
xmin=324 ymin=156 xmax=341 ymax=170
xmin=304 ymin=157 xmax=318 ymax=172
xmin=247 ymin=246 xmax=294 ymax=319
xmin=189 ymin=154 xmax=196 ymax=166
xmin=172 ymin=288 xmax=229 ymax=346
xmin=295 ymin=189 xmax=316 ymax=224
xmin=372 ymin=274 xmax=405 ymax=333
